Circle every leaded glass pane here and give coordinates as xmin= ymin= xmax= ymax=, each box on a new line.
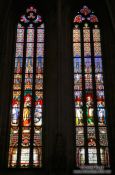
xmin=87 ymin=127 xmax=96 ymax=146
xmin=75 ymin=108 xmax=83 ymax=126
xmin=26 ymin=43 xmax=34 ymax=57
xmin=34 ymin=109 xmax=42 ymax=126
xmin=95 ymin=74 xmax=104 ymax=84
xmin=20 ymin=148 xmax=30 ymax=167
xmin=14 ymin=58 xmax=23 ymax=74
xmin=100 ymin=148 xmax=110 ymax=166
xmin=24 ymin=91 xmax=32 ymax=107
xmin=22 ymin=108 xmax=31 ymax=126
xmin=84 ymin=43 xmax=91 ymax=57
xmin=25 ymin=58 xmax=33 ymax=73
xmin=34 ymin=127 xmax=42 ymax=146
xmin=99 ymin=127 xmax=108 ymax=146
xmin=35 ymin=74 xmax=43 ymax=90
xmin=93 ymin=28 xmax=100 ymax=42
xmin=8 ymin=148 xmax=18 ymax=167
xmin=12 ymin=91 xmax=21 ymax=107
xmin=16 ymin=43 xmax=24 ymax=57
xmin=74 ymin=74 xmax=82 ymax=90
xmin=9 ymin=127 xmax=19 ymax=146
xmin=83 ymin=28 xmax=90 ymax=42
xmin=27 ymin=28 xmax=34 ymax=42
xmin=74 ymin=91 xmax=83 ymax=107
xmin=13 ymin=74 xmax=22 ymax=90
xmin=73 ymin=43 xmax=81 ymax=57
xmin=84 ymin=58 xmax=92 ymax=73
xmin=95 ymin=57 xmax=103 ymax=73
xmin=86 ymin=92 xmax=94 ymax=107
xmin=36 ymin=57 xmax=44 ymax=73
xmin=85 ymin=74 xmax=93 ymax=90
xmin=73 ymin=28 xmax=81 ymax=42
xmin=36 ymin=43 xmax=44 ymax=57
xmin=97 ymin=108 xmax=106 ymax=126
xmin=76 ymin=148 xmax=85 ymax=166
xmin=37 ymin=29 xmax=44 ymax=42
xmin=87 ymin=108 xmax=94 ymax=126
xmin=94 ymin=43 xmax=102 ymax=56
xmin=22 ymin=128 xmax=30 ymax=146
xmin=97 ymin=91 xmax=105 ymax=107
xmin=33 ymin=148 xmax=42 ymax=167
xmin=11 ymin=108 xmax=20 ymax=126
xmin=88 ymin=148 xmax=97 ymax=164
xmin=17 ymin=28 xmax=24 ymax=42
xmin=24 ymin=74 xmax=33 ymax=90
xmin=76 ymin=127 xmax=84 ymax=146
xmin=74 ymin=58 xmax=82 ymax=73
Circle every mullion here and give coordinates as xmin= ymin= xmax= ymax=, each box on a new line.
xmin=17 ymin=26 xmax=28 ymax=167
xmin=80 ymin=24 xmax=88 ymax=165
xmin=90 ymin=26 xmax=101 ymax=165
xmin=29 ymin=26 xmax=37 ymax=167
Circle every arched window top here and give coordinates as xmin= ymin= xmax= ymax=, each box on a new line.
xmin=74 ymin=6 xmax=98 ymax=24
xmin=17 ymin=6 xmax=44 ymax=31
xmin=19 ymin=6 xmax=43 ymax=25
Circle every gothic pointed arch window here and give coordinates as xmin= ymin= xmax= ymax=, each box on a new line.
xmin=73 ymin=6 xmax=110 ymax=168
xmin=8 ymin=6 xmax=44 ymax=168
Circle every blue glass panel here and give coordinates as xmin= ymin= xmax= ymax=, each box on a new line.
xmin=74 ymin=57 xmax=82 ymax=73
xmin=84 ymin=58 xmax=92 ymax=73
xmin=95 ymin=57 xmax=103 ymax=73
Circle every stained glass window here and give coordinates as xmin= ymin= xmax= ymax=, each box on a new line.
xmin=73 ymin=6 xmax=110 ymax=168
xmin=8 ymin=6 xmax=44 ymax=168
